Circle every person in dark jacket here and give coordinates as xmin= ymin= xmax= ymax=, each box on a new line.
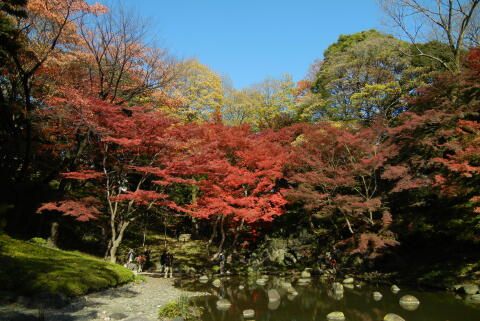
xmin=164 ymin=252 xmax=173 ymax=278
xmin=160 ymin=251 xmax=167 ymax=273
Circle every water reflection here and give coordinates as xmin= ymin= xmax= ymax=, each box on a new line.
xmin=176 ymin=276 xmax=480 ymax=321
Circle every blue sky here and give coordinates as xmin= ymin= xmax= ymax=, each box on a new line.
xmin=119 ymin=0 xmax=381 ymax=89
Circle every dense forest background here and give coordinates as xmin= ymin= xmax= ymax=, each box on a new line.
xmin=0 ymin=0 xmax=479 ymax=285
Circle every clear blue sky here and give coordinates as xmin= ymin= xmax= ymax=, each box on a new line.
xmin=119 ymin=0 xmax=381 ymax=89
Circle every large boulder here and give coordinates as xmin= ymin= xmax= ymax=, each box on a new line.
xmin=326 ymin=311 xmax=345 ymax=321
xmin=268 ymin=289 xmax=281 ymax=302
xmin=384 ymin=313 xmax=405 ymax=321
xmin=399 ymin=295 xmax=420 ymax=311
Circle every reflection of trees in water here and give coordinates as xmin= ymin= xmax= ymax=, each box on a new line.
xmin=189 ymin=277 xmax=480 ymax=321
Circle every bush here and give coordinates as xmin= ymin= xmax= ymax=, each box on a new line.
xmin=158 ymin=295 xmax=202 ymax=320
xmin=29 ymin=237 xmax=48 ymax=245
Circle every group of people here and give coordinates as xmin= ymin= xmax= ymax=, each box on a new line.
xmin=126 ymin=248 xmax=174 ymax=277
xmin=126 ymin=247 xmax=151 ymax=272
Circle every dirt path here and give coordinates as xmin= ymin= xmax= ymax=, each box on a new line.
xmin=1 ymin=273 xmax=208 ymax=321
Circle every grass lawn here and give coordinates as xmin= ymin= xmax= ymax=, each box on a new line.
xmin=0 ymin=234 xmax=135 ymax=297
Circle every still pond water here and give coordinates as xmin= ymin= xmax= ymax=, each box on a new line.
xmin=177 ymin=276 xmax=480 ymax=321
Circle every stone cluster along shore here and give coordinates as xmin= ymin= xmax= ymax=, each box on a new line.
xmin=0 ymin=273 xmax=207 ymax=321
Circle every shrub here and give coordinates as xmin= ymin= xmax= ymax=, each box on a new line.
xmin=158 ymin=295 xmax=202 ymax=320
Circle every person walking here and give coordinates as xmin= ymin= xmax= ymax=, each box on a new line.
xmin=127 ymin=248 xmax=135 ymax=264
xmin=160 ymin=251 xmax=167 ymax=273
xmin=164 ymin=252 xmax=173 ymax=278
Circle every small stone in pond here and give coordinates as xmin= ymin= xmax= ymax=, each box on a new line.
xmin=383 ymin=313 xmax=405 ymax=321
xmin=243 ymin=309 xmax=255 ymax=318
xmin=391 ymin=285 xmax=400 ymax=294
xmin=373 ymin=291 xmax=383 ymax=301
xmin=399 ymin=294 xmax=420 ymax=311
xmin=326 ymin=311 xmax=345 ymax=321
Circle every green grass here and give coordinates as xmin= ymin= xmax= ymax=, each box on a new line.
xmin=158 ymin=294 xmax=202 ymax=320
xmin=0 ymin=234 xmax=135 ymax=297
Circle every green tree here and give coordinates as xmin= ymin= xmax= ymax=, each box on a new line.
xmin=222 ymin=74 xmax=297 ymax=130
xmin=307 ymin=30 xmax=427 ymax=125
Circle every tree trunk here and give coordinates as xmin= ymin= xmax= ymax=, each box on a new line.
xmin=213 ymin=214 xmax=226 ymax=259
xmin=109 ymin=221 xmax=130 ymax=263
xmin=231 ymin=218 xmax=245 ymax=252
xmin=47 ymin=221 xmax=59 ymax=248
xmin=207 ymin=214 xmax=220 ymax=255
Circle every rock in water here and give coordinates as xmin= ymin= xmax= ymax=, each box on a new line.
xmin=301 ymin=270 xmax=311 ymax=278
xmin=243 ymin=309 xmax=255 ymax=318
xmin=467 ymin=294 xmax=480 ymax=303
xmin=344 ymin=283 xmax=354 ymax=290
xmin=212 ymin=279 xmax=221 ymax=288
xmin=455 ymin=284 xmax=479 ymax=295
xmin=373 ymin=291 xmax=383 ymax=301
xmin=268 ymin=289 xmax=281 ymax=302
xmin=238 ymin=285 xmax=245 ymax=290
xmin=199 ymin=275 xmax=209 ymax=283
xmin=384 ymin=313 xmax=405 ymax=321
xmin=326 ymin=311 xmax=346 ymax=321
xmin=268 ymin=299 xmax=281 ymax=310
xmin=391 ymin=285 xmax=400 ymax=294
xmin=332 ymin=282 xmax=344 ymax=294
xmin=343 ymin=277 xmax=354 ymax=284
xmin=399 ymin=294 xmax=420 ymax=311
xmin=256 ymin=278 xmax=267 ymax=285
xmin=216 ymin=299 xmax=231 ymax=310
xmin=297 ymin=278 xmax=311 ymax=285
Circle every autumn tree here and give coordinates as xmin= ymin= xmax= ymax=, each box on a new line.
xmin=37 ymin=83 xmax=192 ymax=262
xmin=284 ymin=122 xmax=398 ymax=257
xmin=77 ymin=5 xmax=178 ymax=105
xmin=172 ymin=59 xmax=224 ymax=122
xmin=176 ymin=123 xmax=288 ymax=256
xmin=382 ymin=47 xmax=480 ymax=241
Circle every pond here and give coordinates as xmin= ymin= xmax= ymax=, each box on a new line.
xmin=176 ymin=275 xmax=480 ymax=321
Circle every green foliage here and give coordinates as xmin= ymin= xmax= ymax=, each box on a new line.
xmin=158 ymin=295 xmax=202 ymax=320
xmin=0 ymin=234 xmax=134 ymax=296
xmin=28 ymin=237 xmax=48 ymax=246
xmin=308 ymin=29 xmax=428 ymax=124
xmin=222 ymin=73 xmax=297 ymax=130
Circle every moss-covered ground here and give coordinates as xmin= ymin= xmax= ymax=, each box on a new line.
xmin=0 ymin=234 xmax=135 ymax=297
